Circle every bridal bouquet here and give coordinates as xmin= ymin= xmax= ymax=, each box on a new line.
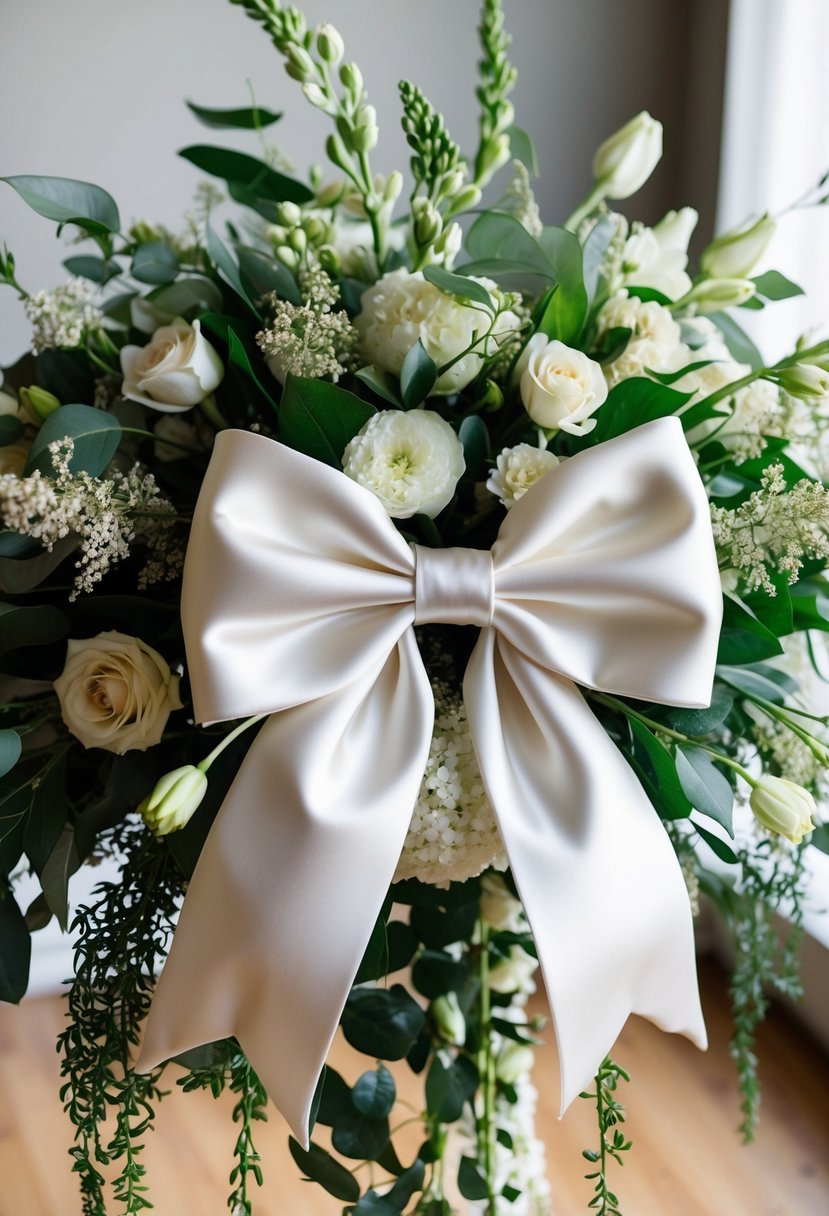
xmin=1 ymin=1 xmax=827 ymax=1213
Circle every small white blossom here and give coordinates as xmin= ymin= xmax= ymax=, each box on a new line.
xmin=257 ymin=261 xmax=358 ymax=382
xmin=596 ymin=290 xmax=689 ymax=387
xmin=487 ymin=443 xmax=559 ymax=508
xmin=342 ymin=409 xmax=465 ymax=519
xmin=23 ymin=278 xmax=103 ymax=354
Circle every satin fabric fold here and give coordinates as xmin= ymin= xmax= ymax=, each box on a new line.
xmin=137 ymin=416 xmax=722 ymax=1145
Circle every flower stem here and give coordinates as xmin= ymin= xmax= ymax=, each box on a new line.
xmin=199 ymin=713 xmax=267 ymax=771
xmin=476 ymin=919 xmax=498 ymax=1215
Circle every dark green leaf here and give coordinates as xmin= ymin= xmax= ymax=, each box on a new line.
xmin=0 ymin=602 xmax=68 ymax=658
xmin=661 ymin=685 xmax=734 ymax=736
xmin=425 ymin=1054 xmax=478 ymax=1123
xmin=200 ymin=314 xmax=278 ymax=411
xmin=502 ymin=1183 xmax=522 ymax=1202
xmin=0 ymin=415 xmax=22 ymax=446
xmin=25 ymin=404 xmax=122 ymax=478
xmin=63 ymin=254 xmax=121 ymax=285
xmin=35 ymin=348 xmax=96 ymax=405
xmin=24 ymin=892 xmax=52 ymax=932
xmin=675 ymin=746 xmax=734 ymax=835
xmin=237 ymin=245 xmax=301 ymax=305
xmin=355 ymin=365 xmax=403 ymax=407
xmin=355 ymin=918 xmax=417 ymax=983
xmin=353 ymin=1161 xmax=426 ymax=1215
xmin=693 ymin=819 xmax=739 ymax=864
xmin=410 ymin=896 xmax=479 ymax=949
xmin=458 ymin=1156 xmax=489 ymax=1201
xmin=423 ymin=265 xmax=494 ymax=310
xmin=185 ymin=100 xmax=283 ymax=130
xmin=412 ymin=948 xmax=469 ymax=999
xmin=2 ymin=175 xmax=120 ymax=232
xmin=742 ymin=572 xmax=793 ymax=638
xmin=204 ymin=223 xmax=256 ymax=311
xmin=810 ymin=823 xmax=829 ymax=855
xmin=40 ymin=825 xmax=80 ymax=931
xmin=287 ymin=1138 xmax=359 ymax=1202
xmin=464 ymin=212 xmax=553 ymax=278
xmin=627 ymin=718 xmax=693 ymax=820
xmin=751 ymin=270 xmax=804 ymax=301
xmin=0 ymin=888 xmax=30 ymax=1003
xmin=332 ymin=1110 xmax=390 ymax=1160
xmin=342 ymin=984 xmax=425 ymax=1059
xmin=0 ymin=730 xmax=21 ymax=779
xmin=458 ymin=415 xmax=490 ymax=480
xmin=626 ymin=285 xmax=671 ymax=305
xmin=179 ymin=145 xmax=314 ymax=205
xmin=280 ymin=375 xmax=376 ymax=467
xmin=313 ymin=1066 xmax=353 ymax=1129
xmin=400 ymin=339 xmax=438 ymax=407
xmin=716 ymin=664 xmax=788 ymax=704
xmin=352 ymin=1065 xmax=396 ymax=1119
xmin=145 ymin=275 xmax=224 ymax=320
xmin=584 ymin=378 xmax=690 ymax=447
xmin=24 ymin=752 xmax=68 ymax=874
xmin=131 ymin=241 xmax=179 ymax=285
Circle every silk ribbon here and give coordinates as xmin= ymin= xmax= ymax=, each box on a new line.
xmin=137 ymin=416 xmax=722 ymax=1145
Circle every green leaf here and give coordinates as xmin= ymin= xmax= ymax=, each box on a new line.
xmin=410 ymin=895 xmax=479 ymax=949
xmin=237 ymin=245 xmax=301 ymax=305
xmin=751 ymin=270 xmax=804 ymax=301
xmin=40 ymin=824 xmax=80 ymax=931
xmin=355 ymin=918 xmax=417 ymax=983
xmin=693 ymin=819 xmax=739 ymax=865
xmin=535 ymin=226 xmax=588 ymax=344
xmin=280 ymin=375 xmax=376 ymax=467
xmin=810 ymin=823 xmax=829 ymax=855
xmin=675 ymin=746 xmax=734 ymax=835
xmin=718 ymin=594 xmax=783 ymax=665
xmin=145 ymin=275 xmax=224 ymax=320
xmin=35 ymin=348 xmax=95 ymax=405
xmin=422 ymin=265 xmax=494 ymax=310
xmin=0 ymin=889 xmax=31 ymax=1003
xmin=2 ymin=175 xmax=120 ymax=233
xmin=63 ymin=254 xmax=121 ymax=285
xmin=716 ymin=664 xmax=788 ymax=704
xmin=0 ymin=602 xmax=68 ymax=657
xmin=707 ymin=311 xmax=763 ymax=370
xmin=353 ymin=1161 xmax=426 ymax=1215
xmin=131 ymin=241 xmax=179 ymax=286
xmin=200 ymin=314 xmax=278 ymax=411
xmin=741 ymin=572 xmax=793 ymax=638
xmin=331 ymin=1110 xmax=390 ymax=1160
xmin=0 ymin=730 xmax=21 ymax=778
xmin=584 ymin=378 xmax=690 ymax=447
xmin=355 ymin=366 xmax=403 ymax=407
xmin=185 ymin=100 xmax=283 ymax=130
xmin=464 ymin=212 xmax=553 ymax=278
xmin=458 ymin=1157 xmax=489 ymax=1201
xmin=25 ymin=403 xmax=122 ymax=478
xmin=661 ymin=685 xmax=735 ymax=736
xmin=341 ymin=984 xmax=426 ymax=1059
xmin=412 ymin=948 xmax=469 ymax=999
xmin=0 ymin=415 xmax=22 ymax=446
xmin=204 ymin=223 xmax=256 ymax=312
xmin=178 ymin=145 xmax=314 ymax=205
xmin=352 ymin=1064 xmax=396 ymax=1119
xmin=400 ymin=339 xmax=438 ymax=407
xmin=506 ymin=125 xmax=539 ymax=176
xmin=581 ymin=213 xmax=617 ymax=305
xmin=458 ymin=415 xmax=490 ymax=480
xmin=287 ymin=1139 xmax=360 ymax=1203
xmin=425 ymin=1054 xmax=478 ymax=1123
xmin=627 ymin=718 xmax=693 ymax=820
xmin=24 ymin=752 xmax=68 ymax=874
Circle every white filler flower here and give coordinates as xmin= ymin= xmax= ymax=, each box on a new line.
xmin=356 ymin=268 xmax=520 ymax=395
xmin=487 ymin=443 xmax=560 ymax=508
xmin=120 ymin=317 xmax=224 ymax=413
xmin=342 ymin=409 xmax=465 ymax=518
xmin=518 ymin=335 xmax=608 ymax=434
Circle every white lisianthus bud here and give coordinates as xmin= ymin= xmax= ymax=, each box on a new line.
xmin=342 ymin=409 xmax=465 ymax=519
xmin=652 ymin=207 xmax=699 ymax=253
xmin=593 ymin=111 xmax=663 ymax=200
xmin=384 ymin=171 xmax=404 ymax=204
xmin=139 ymin=765 xmax=208 ymax=837
xmin=486 ymin=443 xmax=560 ymax=508
xmin=431 ymin=992 xmax=466 ymax=1046
xmin=678 ymin=278 xmax=757 ymax=315
xmin=750 ymin=775 xmax=815 ymax=844
xmin=489 ymin=946 xmax=538 ymax=995
xmin=479 ymin=873 xmax=524 ymax=931
xmin=412 ymin=197 xmax=442 ymax=247
xmin=776 ymin=363 xmax=829 ymax=401
xmin=120 ymin=318 xmax=224 ymax=413
xmin=495 ymin=1041 xmax=535 ymax=1085
xmin=351 ymin=105 xmax=379 ymax=153
xmin=701 ymin=213 xmax=777 ymax=280
xmin=316 ymin=21 xmax=344 ymax=65
xmin=517 ymin=335 xmax=608 ymax=435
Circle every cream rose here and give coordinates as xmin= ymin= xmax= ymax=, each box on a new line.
xmin=486 ymin=443 xmax=559 ymax=508
xmin=120 ymin=317 xmax=224 ymax=413
xmin=54 ymin=631 xmax=182 ymax=754
xmin=342 ymin=409 xmax=465 ymax=518
xmin=518 ymin=335 xmax=607 ymax=435
xmin=596 ymin=291 xmax=689 ymax=387
xmin=356 ymin=268 xmax=521 ymax=395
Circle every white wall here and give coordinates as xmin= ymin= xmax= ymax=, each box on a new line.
xmin=0 ymin=0 xmax=726 ymax=364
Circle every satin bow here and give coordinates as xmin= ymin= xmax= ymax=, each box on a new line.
xmin=138 ymin=416 xmax=722 ymax=1143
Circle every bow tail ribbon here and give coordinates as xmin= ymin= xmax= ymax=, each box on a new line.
xmin=465 ymin=632 xmax=706 ymax=1111
xmin=139 ymin=634 xmax=433 ymax=1142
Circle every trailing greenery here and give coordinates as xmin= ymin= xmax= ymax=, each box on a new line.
xmin=580 ymin=1058 xmax=632 ymax=1216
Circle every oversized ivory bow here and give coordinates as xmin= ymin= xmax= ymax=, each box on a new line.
xmin=138 ymin=415 xmax=722 ymax=1144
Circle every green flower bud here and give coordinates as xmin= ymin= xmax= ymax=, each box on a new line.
xmin=479 ymin=379 xmax=505 ymax=412
xmin=316 ymin=21 xmax=344 ymax=65
xmin=275 ymin=246 xmax=300 ymax=272
xmin=352 ymin=105 xmax=379 ymax=153
xmin=303 ymin=215 xmax=330 ymax=245
xmin=276 ymin=201 xmax=303 ymax=228
xmin=412 ymin=197 xmax=441 ymax=247
xmin=495 ymin=1041 xmax=535 ymax=1084
xmin=287 ymin=227 xmax=307 ymax=255
xmin=431 ymin=992 xmax=466 ymax=1046
xmin=383 ymin=171 xmax=404 ymax=204
xmin=451 ymin=184 xmax=483 ymax=214
xmin=18 ymin=385 xmax=60 ymax=423
xmin=302 ymin=81 xmax=329 ymax=111
xmin=339 ymin=62 xmax=364 ymax=100
xmin=317 ymin=245 xmax=340 ymax=275
xmin=776 ymin=362 xmax=829 ymax=401
xmin=325 ymin=133 xmax=352 ymax=174
xmin=139 ymin=765 xmax=208 ymax=837
xmin=317 ymin=179 xmax=347 ymax=208
xmin=285 ymin=44 xmax=315 ymax=83
xmin=750 ymin=775 xmax=815 ymax=844
xmin=700 ymin=213 xmax=776 ymax=280
xmin=679 ymin=277 xmax=757 ymax=314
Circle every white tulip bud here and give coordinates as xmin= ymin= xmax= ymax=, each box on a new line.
xmin=679 ymin=277 xmax=757 ymax=315
xmin=139 ymin=765 xmax=208 ymax=837
xmin=700 ymin=213 xmax=777 ymax=280
xmin=316 ymin=22 xmax=344 ymax=65
xmin=593 ymin=111 xmax=663 ymax=200
xmin=652 ymin=207 xmax=698 ymax=254
xmin=776 ymin=362 xmax=829 ymax=401
xmin=750 ymin=776 xmax=815 ymax=845
xmin=431 ymin=992 xmax=466 ymax=1046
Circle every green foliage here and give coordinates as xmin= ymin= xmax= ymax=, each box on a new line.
xmin=474 ymin=0 xmax=517 ymax=187
xmin=280 ymin=375 xmax=376 ymax=466
xmin=179 ymin=145 xmax=313 ymax=205
xmin=399 ymin=81 xmax=466 ymax=206
xmin=400 ymin=339 xmax=438 ymax=407
xmin=130 ymin=242 xmax=179 ymax=286
xmin=2 ymin=175 xmax=120 ymax=236
xmin=25 ymin=403 xmax=123 ymax=478
xmin=581 ymin=1057 xmax=632 ymax=1215
xmin=0 ymin=881 xmax=31 ymax=1002
xmin=185 ymin=99 xmax=283 ymax=130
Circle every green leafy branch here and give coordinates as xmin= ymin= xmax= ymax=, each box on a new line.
xmin=473 ymin=0 xmax=517 ymax=188
xmin=581 ymin=1057 xmax=632 ymax=1215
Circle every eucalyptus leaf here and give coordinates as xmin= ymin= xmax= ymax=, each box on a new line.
xmin=0 ymin=889 xmax=31 ymax=1003
xmin=425 ymin=1053 xmax=478 ymax=1123
xmin=0 ymin=602 xmax=68 ymax=658
xmin=237 ymin=245 xmax=301 ymax=305
xmin=331 ymin=1111 xmax=390 ymax=1161
xmin=751 ymin=269 xmax=804 ymax=301
xmin=63 ymin=254 xmax=122 ymax=285
xmin=458 ymin=1157 xmax=489 ymax=1201
xmin=25 ymin=404 xmax=122 ymax=478
xmin=280 ymin=375 xmax=376 ymax=467
xmin=412 ymin=948 xmax=469 ymax=999
xmin=464 ymin=212 xmax=553 ymax=279
xmin=581 ymin=213 xmax=617 ymax=305
xmin=185 ymin=100 xmax=283 ymax=130
xmin=716 ymin=664 xmax=788 ymax=704
xmin=693 ymin=819 xmax=739 ymax=865
xmin=506 ymin=125 xmax=539 ymax=176
xmin=131 ymin=241 xmax=179 ymax=286
xmin=535 ymin=226 xmax=587 ymax=344
xmin=352 ymin=1065 xmax=397 ymax=1119
xmin=708 ymin=311 xmax=763 ymax=370
xmin=423 ymin=265 xmax=494 ymax=311
xmin=314 ymin=1067 xmax=354 ymax=1128
xmin=204 ymin=223 xmax=256 ymax=311
xmin=287 ymin=1139 xmax=360 ymax=1203
xmin=179 ymin=145 xmax=313 ymax=205
xmin=2 ymin=175 xmax=120 ymax=233
xmin=40 ymin=825 xmax=81 ymax=931
xmin=146 ymin=275 xmax=224 ymax=320
xmin=0 ymin=730 xmax=21 ymax=778
xmin=661 ymin=686 xmax=735 ymax=736
xmin=400 ymin=339 xmax=438 ymax=407
xmin=341 ymin=984 xmax=425 ymax=1059
xmin=675 ymin=746 xmax=734 ymax=835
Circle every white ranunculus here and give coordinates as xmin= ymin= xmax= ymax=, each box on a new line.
xmin=750 ymin=775 xmax=815 ymax=845
xmin=618 ymin=207 xmax=698 ymax=300
xmin=53 ymin=631 xmax=182 ymax=754
xmin=342 ymin=409 xmax=465 ymax=519
xmin=120 ymin=317 xmax=224 ymax=413
xmin=486 ymin=443 xmax=559 ymax=508
xmin=596 ymin=291 xmax=689 ymax=387
xmin=517 ymin=335 xmax=607 ymax=435
xmin=593 ymin=111 xmax=663 ymax=200
xmin=701 ymin=213 xmax=777 ymax=280
xmin=356 ymin=268 xmax=521 ymax=395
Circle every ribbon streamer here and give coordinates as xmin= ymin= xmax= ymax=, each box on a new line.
xmin=138 ymin=416 xmax=722 ymax=1144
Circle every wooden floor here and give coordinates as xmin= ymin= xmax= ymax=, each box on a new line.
xmin=0 ymin=956 xmax=827 ymax=1216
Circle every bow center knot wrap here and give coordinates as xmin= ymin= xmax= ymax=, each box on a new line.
xmin=137 ymin=416 xmax=723 ymax=1147
xmin=412 ymin=544 xmax=495 ymax=627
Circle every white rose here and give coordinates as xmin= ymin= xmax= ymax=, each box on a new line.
xmin=517 ymin=336 xmax=607 ymax=435
xmin=618 ymin=207 xmax=698 ymax=301
xmin=120 ymin=317 xmax=224 ymax=413
xmin=486 ymin=443 xmax=559 ymax=508
xmin=53 ymin=630 xmax=182 ymax=754
xmin=489 ymin=945 xmax=538 ymax=995
xmin=596 ymin=291 xmax=689 ymax=387
xmin=342 ymin=409 xmax=465 ymax=519
xmin=593 ymin=111 xmax=663 ymax=200
xmin=356 ymin=268 xmax=520 ymax=395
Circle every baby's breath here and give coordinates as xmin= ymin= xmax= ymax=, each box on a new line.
xmin=22 ymin=277 xmax=104 ymax=353
xmin=256 ymin=259 xmax=358 ymax=381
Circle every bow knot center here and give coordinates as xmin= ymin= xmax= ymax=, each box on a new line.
xmin=412 ymin=544 xmax=494 ymax=629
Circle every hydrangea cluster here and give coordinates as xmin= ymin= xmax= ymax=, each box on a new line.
xmin=0 ymin=439 xmax=183 ymax=599
xmin=395 ymin=679 xmax=506 ymax=884
xmin=256 ymin=260 xmax=358 ymax=382
xmin=22 ymin=277 xmax=104 ymax=353
xmin=710 ymin=462 xmax=829 ymax=594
